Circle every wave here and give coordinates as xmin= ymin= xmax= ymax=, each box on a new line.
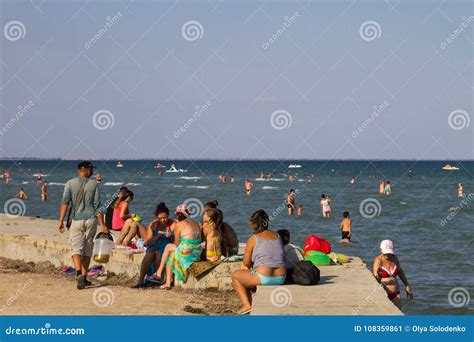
xmin=125 ymin=183 xmax=141 ymax=186
xmin=262 ymin=186 xmax=279 ymax=190
xmin=187 ymin=185 xmax=210 ymax=189
xmin=255 ymin=178 xmax=285 ymax=182
xmin=180 ymin=176 xmax=202 ymax=180
xmin=48 ymin=182 xmax=66 ymax=186
xmin=104 ymin=182 xmax=124 ymax=186
xmin=33 ymin=174 xmax=50 ymax=177
xmin=173 ymin=185 xmax=184 ymax=188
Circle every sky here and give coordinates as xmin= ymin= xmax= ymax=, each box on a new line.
xmin=0 ymin=0 xmax=472 ymax=160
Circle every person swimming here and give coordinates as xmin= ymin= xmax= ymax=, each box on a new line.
xmin=320 ymin=194 xmax=331 ymax=218
xmin=245 ymin=179 xmax=253 ymax=196
xmin=379 ymin=180 xmax=385 ymax=194
xmin=350 ymin=177 xmax=356 ymax=184
xmin=41 ymin=181 xmax=48 ymax=201
xmin=95 ymin=172 xmax=102 ymax=184
xmin=287 ymin=189 xmax=296 ymax=216
xmin=384 ymin=181 xmax=392 ymax=195
xmin=458 ymin=183 xmax=464 ymax=197
xmin=16 ymin=187 xmax=27 ymax=200
xmin=297 ymin=204 xmax=303 ymax=217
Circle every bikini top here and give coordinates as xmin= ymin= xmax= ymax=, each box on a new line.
xmin=379 ymin=265 xmax=398 ymax=278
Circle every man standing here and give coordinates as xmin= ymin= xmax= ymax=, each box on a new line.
xmin=58 ymin=161 xmax=108 ymax=290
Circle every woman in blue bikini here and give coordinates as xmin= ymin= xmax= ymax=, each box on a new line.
xmin=231 ymin=210 xmax=286 ymax=315
xmin=132 ymin=202 xmax=173 ymax=288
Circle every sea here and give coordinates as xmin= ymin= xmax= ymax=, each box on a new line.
xmin=0 ymin=159 xmax=473 ymax=315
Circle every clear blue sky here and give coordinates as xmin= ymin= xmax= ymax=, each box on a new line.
xmin=0 ymin=0 xmax=472 ymax=160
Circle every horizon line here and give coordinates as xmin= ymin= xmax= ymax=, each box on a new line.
xmin=0 ymin=157 xmax=473 ymax=162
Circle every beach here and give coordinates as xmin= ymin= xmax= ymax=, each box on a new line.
xmin=0 ymin=160 xmax=473 ymax=315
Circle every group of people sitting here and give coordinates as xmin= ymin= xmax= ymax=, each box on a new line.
xmin=107 ymin=187 xmax=413 ymax=313
xmin=106 ymin=188 xmax=239 ymax=289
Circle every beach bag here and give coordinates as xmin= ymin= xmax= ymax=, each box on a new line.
xmin=292 ymin=261 xmax=320 ymax=285
xmin=304 ymin=250 xmax=331 ymax=266
xmin=303 ymin=235 xmax=331 ymax=255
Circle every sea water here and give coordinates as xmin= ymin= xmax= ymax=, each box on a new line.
xmin=0 ymin=159 xmax=473 ymax=315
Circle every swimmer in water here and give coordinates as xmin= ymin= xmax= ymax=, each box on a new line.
xmin=384 ymin=181 xmax=392 ymax=196
xmin=320 ymin=194 xmax=331 ymax=218
xmin=458 ymin=183 xmax=464 ymax=197
xmin=287 ymin=189 xmax=296 ymax=215
xmin=351 ymin=177 xmax=356 ymax=184
xmin=307 ymin=174 xmax=314 ymax=183
xmin=267 ymin=172 xmax=272 ymax=179
xmin=41 ymin=181 xmax=48 ymax=201
xmin=297 ymin=204 xmax=303 ymax=217
xmin=95 ymin=172 xmax=102 ymax=184
xmin=16 ymin=187 xmax=27 ymax=200
xmin=230 ymin=176 xmax=235 ymax=184
xmin=36 ymin=170 xmax=42 ymax=183
xmin=245 ymin=179 xmax=253 ymax=196
xmin=379 ymin=180 xmax=385 ymax=194
xmin=260 ymin=171 xmax=265 ymax=179
xmin=340 ymin=211 xmax=352 ymax=243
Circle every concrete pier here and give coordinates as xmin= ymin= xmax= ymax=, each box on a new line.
xmin=0 ymin=214 xmax=402 ymax=315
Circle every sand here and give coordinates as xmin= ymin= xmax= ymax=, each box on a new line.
xmin=0 ymin=257 xmax=240 ymax=315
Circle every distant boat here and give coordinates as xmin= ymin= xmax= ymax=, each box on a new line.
xmin=165 ymin=164 xmax=187 ymax=173
xmin=288 ymin=164 xmax=302 ymax=168
xmin=442 ymin=164 xmax=459 ymax=171
xmin=116 ymin=161 xmax=124 ymax=168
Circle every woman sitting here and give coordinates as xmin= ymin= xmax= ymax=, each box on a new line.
xmin=202 ymin=208 xmax=223 ymax=261
xmin=373 ymin=239 xmax=414 ymax=309
xmin=147 ymin=204 xmax=202 ymax=289
xmin=112 ymin=189 xmax=146 ymax=246
xmin=132 ymin=202 xmax=173 ymax=288
xmin=231 ymin=210 xmax=286 ymax=315
xmin=203 ymin=200 xmax=239 ymax=257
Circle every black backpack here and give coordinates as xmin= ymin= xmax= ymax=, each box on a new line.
xmin=291 ymin=260 xmax=320 ymax=285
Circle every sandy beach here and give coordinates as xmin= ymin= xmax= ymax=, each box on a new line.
xmin=0 ymin=257 xmax=240 ymax=315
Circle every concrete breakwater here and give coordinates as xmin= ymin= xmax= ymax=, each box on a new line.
xmin=0 ymin=214 xmax=402 ymax=315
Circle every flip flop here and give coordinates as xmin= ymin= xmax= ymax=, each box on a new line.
xmin=145 ymin=275 xmax=164 ymax=284
xmin=87 ymin=268 xmax=103 ymax=277
xmin=238 ymin=308 xmax=251 ymax=315
xmin=159 ymin=285 xmax=172 ymax=290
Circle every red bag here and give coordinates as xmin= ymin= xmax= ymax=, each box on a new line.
xmin=303 ymin=235 xmax=331 ymax=255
